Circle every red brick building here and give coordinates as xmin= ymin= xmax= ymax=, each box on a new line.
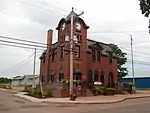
xmin=39 ymin=10 xmax=118 ymax=97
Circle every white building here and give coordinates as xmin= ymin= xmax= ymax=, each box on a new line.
xmin=11 ymin=75 xmax=39 ymax=86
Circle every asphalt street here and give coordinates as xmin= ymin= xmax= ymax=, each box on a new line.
xmin=0 ymin=89 xmax=150 ymax=113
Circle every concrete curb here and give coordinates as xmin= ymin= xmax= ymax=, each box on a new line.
xmin=11 ymin=90 xmax=150 ymax=104
xmin=41 ymin=98 xmax=126 ymax=104
xmin=13 ymin=94 xmax=32 ymax=102
xmin=126 ymin=95 xmax=150 ymax=100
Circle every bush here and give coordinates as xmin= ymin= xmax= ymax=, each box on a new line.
xmin=95 ymin=87 xmax=103 ymax=95
xmin=103 ymin=87 xmax=116 ymax=96
xmin=29 ymin=88 xmax=42 ymax=95
xmin=6 ymin=85 xmax=12 ymax=89
xmin=23 ymin=85 xmax=32 ymax=92
xmin=99 ymin=86 xmax=106 ymax=91
xmin=90 ymin=87 xmax=106 ymax=95
xmin=105 ymin=88 xmax=116 ymax=92
xmin=33 ymin=89 xmax=42 ymax=95
xmin=43 ymin=89 xmax=52 ymax=98
xmin=90 ymin=88 xmax=96 ymax=93
xmin=0 ymin=84 xmax=6 ymax=89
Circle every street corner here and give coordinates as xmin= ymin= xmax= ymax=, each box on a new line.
xmin=13 ymin=92 xmax=42 ymax=103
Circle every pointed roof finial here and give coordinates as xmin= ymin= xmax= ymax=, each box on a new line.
xmin=72 ymin=7 xmax=74 ymax=11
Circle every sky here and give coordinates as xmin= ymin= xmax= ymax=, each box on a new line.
xmin=0 ymin=0 xmax=150 ymax=78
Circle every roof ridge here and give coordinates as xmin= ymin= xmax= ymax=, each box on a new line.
xmin=87 ymin=38 xmax=110 ymax=45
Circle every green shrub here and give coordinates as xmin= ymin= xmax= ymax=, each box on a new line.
xmin=0 ymin=84 xmax=6 ymax=89
xmin=90 ymin=87 xmax=105 ymax=95
xmin=44 ymin=90 xmax=52 ymax=98
xmin=34 ymin=89 xmax=42 ymax=95
xmin=29 ymin=88 xmax=42 ymax=95
xmin=6 ymin=85 xmax=12 ymax=89
xmin=105 ymin=88 xmax=116 ymax=92
xmin=90 ymin=88 xmax=96 ymax=93
xmin=95 ymin=87 xmax=102 ymax=94
xmin=99 ymin=86 xmax=106 ymax=91
xmin=23 ymin=85 xmax=32 ymax=92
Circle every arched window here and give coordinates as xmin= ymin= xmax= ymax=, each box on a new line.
xmin=59 ymin=69 xmax=64 ymax=81
xmin=100 ymin=71 xmax=104 ymax=84
xmin=74 ymin=68 xmax=82 ymax=80
xmin=88 ymin=70 xmax=93 ymax=83
xmin=50 ymin=70 xmax=55 ymax=83
xmin=94 ymin=70 xmax=99 ymax=81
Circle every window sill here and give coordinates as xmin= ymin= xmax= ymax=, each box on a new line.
xmin=60 ymin=58 xmax=64 ymax=61
xmin=52 ymin=61 xmax=55 ymax=63
xmin=74 ymin=58 xmax=82 ymax=60
xmin=91 ymin=60 xmax=101 ymax=63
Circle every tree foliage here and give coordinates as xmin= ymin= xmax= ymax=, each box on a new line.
xmin=139 ymin=0 xmax=150 ymax=17
xmin=0 ymin=77 xmax=12 ymax=84
xmin=109 ymin=44 xmax=128 ymax=81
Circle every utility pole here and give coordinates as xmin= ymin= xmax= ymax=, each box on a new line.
xmin=33 ymin=48 xmax=36 ymax=88
xmin=148 ymin=17 xmax=150 ymax=34
xmin=130 ymin=35 xmax=135 ymax=92
xmin=69 ymin=7 xmax=84 ymax=95
xmin=69 ymin=8 xmax=74 ymax=95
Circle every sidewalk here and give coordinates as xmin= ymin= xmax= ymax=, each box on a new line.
xmin=14 ymin=90 xmax=150 ymax=104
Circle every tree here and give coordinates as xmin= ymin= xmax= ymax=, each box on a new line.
xmin=0 ymin=77 xmax=12 ymax=84
xmin=139 ymin=0 xmax=150 ymax=17
xmin=109 ymin=44 xmax=128 ymax=81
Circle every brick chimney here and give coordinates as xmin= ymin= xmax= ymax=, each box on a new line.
xmin=47 ymin=29 xmax=53 ymax=50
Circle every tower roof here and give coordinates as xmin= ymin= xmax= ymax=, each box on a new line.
xmin=56 ymin=8 xmax=89 ymax=30
xmin=65 ymin=8 xmax=78 ymax=21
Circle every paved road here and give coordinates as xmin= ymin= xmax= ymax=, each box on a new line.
xmin=1 ymin=89 xmax=150 ymax=113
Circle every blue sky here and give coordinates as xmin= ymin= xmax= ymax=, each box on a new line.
xmin=0 ymin=0 xmax=150 ymax=78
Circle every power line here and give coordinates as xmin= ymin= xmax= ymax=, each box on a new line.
xmin=0 ymin=53 xmax=34 ymax=72
xmin=127 ymin=59 xmax=150 ymax=65
xmin=0 ymin=35 xmax=47 ymax=46
xmin=18 ymin=0 xmax=67 ymax=16
xmin=127 ymin=53 xmax=150 ymax=59
xmin=1 ymin=34 xmax=150 ymax=64
xmin=88 ymin=30 xmax=148 ymax=34
xmin=1 ymin=35 xmax=150 ymax=59
xmin=0 ymin=35 xmax=62 ymax=50
xmin=0 ymin=39 xmax=46 ymax=49
xmin=12 ymin=58 xmax=34 ymax=70
xmin=0 ymin=50 xmax=42 ymax=73
xmin=119 ymin=46 xmax=150 ymax=56
xmin=0 ymin=43 xmax=44 ymax=50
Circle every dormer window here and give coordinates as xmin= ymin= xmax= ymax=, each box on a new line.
xmin=92 ymin=50 xmax=96 ymax=61
xmin=109 ymin=52 xmax=113 ymax=64
xmin=97 ymin=50 xmax=101 ymax=61
xmin=52 ymin=50 xmax=55 ymax=61
xmin=61 ymin=46 xmax=65 ymax=58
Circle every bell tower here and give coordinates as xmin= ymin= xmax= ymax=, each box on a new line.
xmin=56 ymin=9 xmax=89 ymax=46
xmin=56 ymin=9 xmax=89 ymax=82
